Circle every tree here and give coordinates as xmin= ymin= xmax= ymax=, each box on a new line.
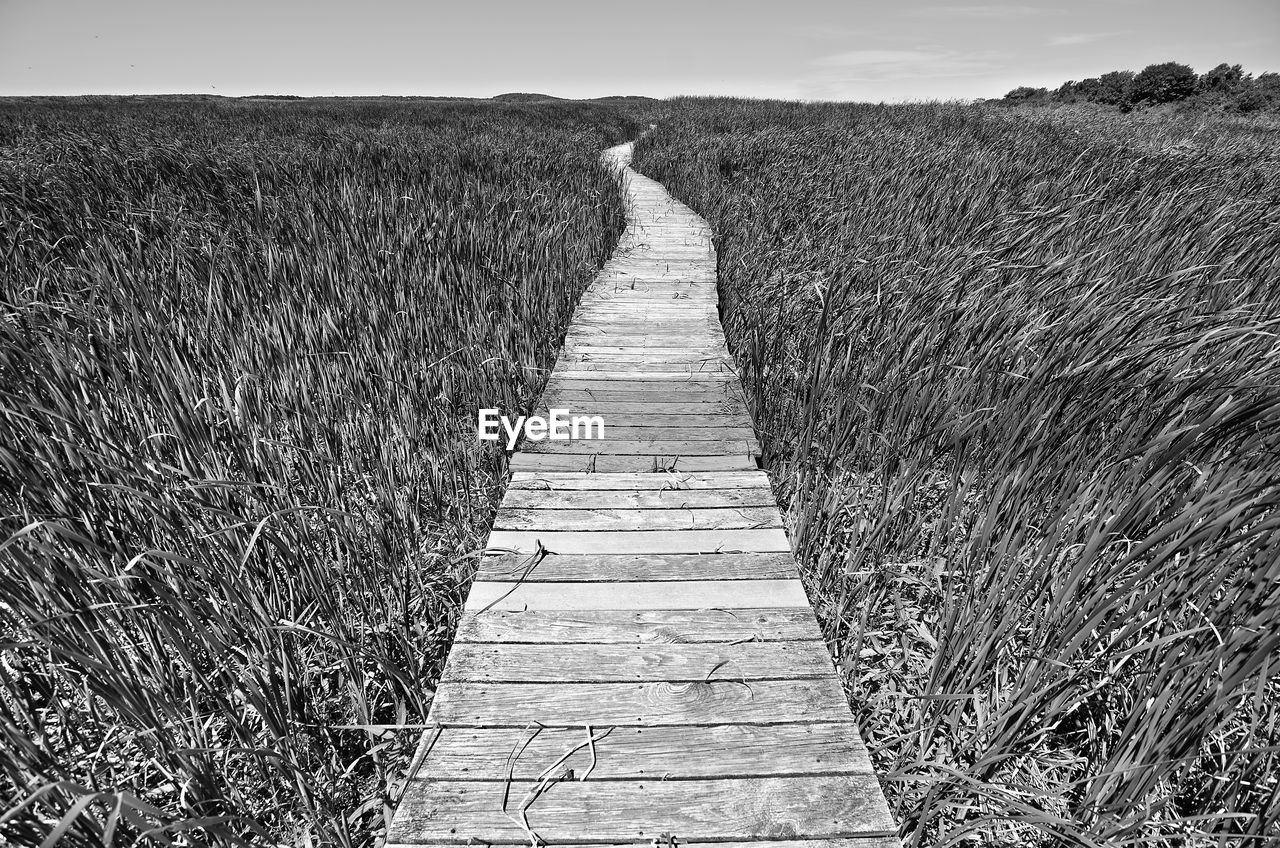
xmin=1234 ymin=72 xmax=1280 ymax=113
xmin=1131 ymin=61 xmax=1198 ymax=103
xmin=1072 ymin=78 xmax=1104 ymax=101
xmin=1200 ymin=63 xmax=1245 ymax=93
xmin=1095 ymin=71 xmax=1135 ymax=106
xmin=1004 ymin=86 xmax=1049 ymax=102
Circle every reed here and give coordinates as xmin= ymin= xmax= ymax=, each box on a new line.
xmin=0 ymin=98 xmax=636 ymax=846
xmin=634 ymin=98 xmax=1280 ymax=846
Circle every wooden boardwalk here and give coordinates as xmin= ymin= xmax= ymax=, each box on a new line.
xmin=387 ymin=143 xmax=900 ymax=847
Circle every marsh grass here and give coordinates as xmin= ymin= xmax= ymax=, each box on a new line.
xmin=634 ymin=99 xmax=1280 ymax=846
xmin=0 ymin=98 xmax=636 ymax=846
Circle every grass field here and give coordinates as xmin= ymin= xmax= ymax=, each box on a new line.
xmin=632 ymin=99 xmax=1280 ymax=846
xmin=0 ymin=98 xmax=637 ymax=846
xmin=3 ymin=94 xmax=1279 ymax=847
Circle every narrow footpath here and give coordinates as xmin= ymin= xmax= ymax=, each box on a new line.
xmin=386 ymin=142 xmax=901 ymax=847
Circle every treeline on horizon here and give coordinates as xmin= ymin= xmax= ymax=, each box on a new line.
xmin=1001 ymin=61 xmax=1280 ymax=112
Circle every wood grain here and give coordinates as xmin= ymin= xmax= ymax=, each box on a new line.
xmin=521 ymin=438 xmax=759 ymax=456
xmin=389 ymin=776 xmax=897 ymax=842
xmin=463 ymin=579 xmax=809 ymax=611
xmin=454 ymin=607 xmax=823 ymax=643
xmin=484 ymin=527 xmax=791 ymax=554
xmin=492 ymin=506 xmax=781 ymax=531
xmin=499 ymin=487 xmax=776 ymax=509
xmin=442 ymin=640 xmax=836 ymax=683
xmin=428 ymin=678 xmax=854 ymax=726
xmin=419 ymin=723 xmax=872 ymax=781
xmin=506 ymin=470 xmax=773 ymax=490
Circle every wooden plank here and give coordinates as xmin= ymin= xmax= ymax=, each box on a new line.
xmin=390 ymin=840 xmax=899 ymax=848
xmin=543 ymin=376 xmax=740 ymax=389
xmin=532 ymin=400 xmax=750 ymax=415
xmin=523 ymin=439 xmax=758 ymax=456
xmin=506 ymin=470 xmax=772 ymax=490
xmin=550 ymin=369 xmax=738 ymax=380
xmin=569 ymin=322 xmax=723 ymax=332
xmin=570 ymin=315 xmax=720 ymax=324
xmin=538 ymin=395 xmax=744 ymax=409
xmin=455 ymin=607 xmax=822 ymax=642
xmin=559 ymin=348 xmax=729 ymax=359
xmin=553 ymin=361 xmax=736 ymax=372
xmin=484 ymin=527 xmax=791 ymax=555
xmin=463 ymin=579 xmax=808 ymax=611
xmin=508 ymin=454 xmax=759 ymax=473
xmin=419 ymin=723 xmax=873 ymax=780
xmin=492 ymin=506 xmax=781 ymax=531
xmin=518 ymin=426 xmax=758 ymax=442
xmin=389 ymin=776 xmax=897 ymax=842
xmin=498 ymin=488 xmax=775 ymax=510
xmin=528 ymin=413 xmax=756 ymax=428
xmin=540 ymin=387 xmax=741 ymax=401
xmin=561 ymin=343 xmax=729 ymax=354
xmin=543 ymin=379 xmax=740 ymax=392
xmin=442 ymin=641 xmax=835 ymax=683
xmin=428 ymin=678 xmax=853 ymax=726
xmin=475 ymin=551 xmax=796 ymax=581
xmin=562 ymin=334 xmax=726 ymax=347
xmin=578 ymin=293 xmax=719 ymax=303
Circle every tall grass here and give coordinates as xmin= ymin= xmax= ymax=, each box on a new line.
xmin=634 ymin=99 xmax=1280 ymax=846
xmin=0 ymin=98 xmax=636 ymax=846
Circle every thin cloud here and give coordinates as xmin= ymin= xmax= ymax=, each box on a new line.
xmin=1047 ymin=32 xmax=1119 ymax=47
xmin=909 ymin=4 xmax=1057 ymax=18
xmin=810 ymin=48 xmax=1001 ymax=81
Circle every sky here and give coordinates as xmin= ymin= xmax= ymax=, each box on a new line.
xmin=1 ymin=0 xmax=1277 ymax=102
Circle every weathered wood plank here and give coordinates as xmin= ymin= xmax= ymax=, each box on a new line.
xmin=553 ymin=362 xmax=736 ymax=373
xmin=562 ymin=334 xmax=726 ymax=347
xmin=492 ymin=506 xmax=781 ymax=531
xmin=485 ymin=527 xmax=791 ymax=555
xmin=508 ymin=454 xmax=759 ymax=473
xmin=543 ymin=378 xmax=739 ymax=392
xmin=557 ymin=349 xmax=730 ymax=359
xmin=389 ymin=776 xmax=897 ymax=842
xmin=442 ymin=640 xmax=835 ymax=683
xmin=561 ymin=343 xmax=729 ymax=355
xmin=463 ymin=579 xmax=808 ymax=611
xmin=429 ymin=678 xmax=853 ymax=726
xmin=498 ymin=488 xmax=775 ymax=510
xmin=475 ymin=551 xmax=796 ymax=581
xmin=528 ymin=413 xmax=756 ymax=429
xmin=532 ymin=400 xmax=750 ymax=415
xmin=523 ymin=439 xmax=759 ymax=456
xmin=389 ymin=840 xmax=900 ymax=848
xmin=419 ymin=723 xmax=873 ymax=780
xmin=519 ymin=426 xmax=758 ymax=442
xmin=506 ymin=470 xmax=772 ymax=490
xmin=550 ymin=366 xmax=742 ymax=376
xmin=538 ymin=391 xmax=742 ymax=406
xmin=455 ymin=607 xmax=822 ymax=642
